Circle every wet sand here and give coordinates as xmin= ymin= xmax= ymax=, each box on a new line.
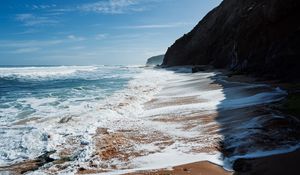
xmin=126 ymin=161 xmax=232 ymax=175
xmin=221 ymin=71 xmax=300 ymax=175
xmin=126 ymin=71 xmax=300 ymax=175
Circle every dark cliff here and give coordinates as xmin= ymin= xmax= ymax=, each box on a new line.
xmin=163 ymin=0 xmax=300 ymax=80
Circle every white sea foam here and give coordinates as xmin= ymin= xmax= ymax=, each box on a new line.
xmin=0 ymin=67 xmax=176 ymax=166
xmin=99 ymin=146 xmax=224 ymax=175
xmin=223 ymin=143 xmax=300 ymax=171
xmin=0 ymin=66 xmax=99 ymax=80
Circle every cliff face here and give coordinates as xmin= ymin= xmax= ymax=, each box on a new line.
xmin=146 ymin=55 xmax=164 ymax=66
xmin=163 ymin=0 xmax=300 ymax=80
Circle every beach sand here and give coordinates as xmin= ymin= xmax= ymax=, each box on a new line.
xmin=1 ymin=69 xmax=299 ymax=175
xmin=126 ymin=161 xmax=232 ymax=175
xmin=125 ymin=71 xmax=300 ymax=175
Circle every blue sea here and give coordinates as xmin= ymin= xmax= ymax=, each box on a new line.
xmin=0 ymin=65 xmax=139 ymax=124
xmin=0 ymin=65 xmax=154 ymax=166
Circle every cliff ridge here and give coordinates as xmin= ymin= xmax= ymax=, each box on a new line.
xmin=163 ymin=0 xmax=300 ymax=81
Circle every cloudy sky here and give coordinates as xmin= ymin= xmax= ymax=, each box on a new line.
xmin=0 ymin=0 xmax=221 ymax=65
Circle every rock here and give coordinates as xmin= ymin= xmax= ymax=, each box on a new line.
xmin=80 ymin=141 xmax=89 ymax=146
xmin=0 ymin=151 xmax=56 ymax=174
xmin=146 ymin=55 xmax=164 ymax=66
xmin=59 ymin=116 xmax=72 ymax=123
xmin=233 ymin=159 xmax=252 ymax=172
xmin=162 ymin=0 xmax=300 ymax=81
xmin=78 ymin=167 xmax=86 ymax=171
xmin=191 ymin=65 xmax=209 ymax=73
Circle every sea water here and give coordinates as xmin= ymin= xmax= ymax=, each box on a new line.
xmin=0 ymin=65 xmax=145 ymax=165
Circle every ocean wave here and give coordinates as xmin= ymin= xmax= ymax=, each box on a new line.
xmin=0 ymin=66 xmax=99 ymax=81
xmin=0 ymin=67 xmax=167 ymax=167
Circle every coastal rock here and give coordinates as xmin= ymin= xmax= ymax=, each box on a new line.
xmin=146 ymin=55 xmax=164 ymax=66
xmin=191 ymin=65 xmax=211 ymax=73
xmin=58 ymin=116 xmax=72 ymax=123
xmin=0 ymin=151 xmax=56 ymax=174
xmin=163 ymin=0 xmax=300 ymax=81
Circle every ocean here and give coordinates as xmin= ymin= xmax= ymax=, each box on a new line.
xmin=0 ymin=65 xmax=299 ymax=174
xmin=0 ymin=66 xmax=147 ymax=164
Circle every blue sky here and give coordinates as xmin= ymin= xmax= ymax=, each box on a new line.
xmin=0 ymin=0 xmax=222 ymax=65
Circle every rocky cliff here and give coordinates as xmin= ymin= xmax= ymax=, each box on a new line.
xmin=146 ymin=55 xmax=164 ymax=66
xmin=163 ymin=0 xmax=300 ymax=80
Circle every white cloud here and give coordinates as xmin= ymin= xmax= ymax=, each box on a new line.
xmin=0 ymin=39 xmax=62 ymax=54
xmin=0 ymin=37 xmax=86 ymax=55
xmin=69 ymin=46 xmax=86 ymax=50
xmin=26 ymin=4 xmax=57 ymax=10
xmin=15 ymin=29 xmax=39 ymax=35
xmin=67 ymin=35 xmax=86 ymax=41
xmin=120 ymin=22 xmax=192 ymax=29
xmin=12 ymin=47 xmax=40 ymax=54
xmin=77 ymin=0 xmax=148 ymax=14
xmin=95 ymin=34 xmax=108 ymax=40
xmin=0 ymin=40 xmax=63 ymax=48
xmin=22 ymin=0 xmax=160 ymax=16
xmin=15 ymin=13 xmax=59 ymax=26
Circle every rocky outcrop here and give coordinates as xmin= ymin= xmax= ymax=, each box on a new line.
xmin=163 ymin=0 xmax=300 ymax=81
xmin=0 ymin=151 xmax=55 ymax=174
xmin=146 ymin=55 xmax=164 ymax=66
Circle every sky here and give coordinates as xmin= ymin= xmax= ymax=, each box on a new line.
xmin=0 ymin=0 xmax=222 ymax=65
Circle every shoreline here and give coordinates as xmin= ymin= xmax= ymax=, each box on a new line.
xmin=1 ymin=67 xmax=299 ymax=175
xmin=125 ymin=161 xmax=232 ymax=175
xmin=126 ymin=68 xmax=300 ymax=175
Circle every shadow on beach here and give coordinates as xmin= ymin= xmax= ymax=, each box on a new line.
xmin=163 ymin=66 xmax=300 ymax=173
xmin=210 ymin=71 xmax=300 ymax=174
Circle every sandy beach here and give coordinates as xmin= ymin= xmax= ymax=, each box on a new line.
xmin=128 ymin=71 xmax=300 ymax=175
xmin=1 ymin=68 xmax=299 ymax=175
xmin=125 ymin=161 xmax=232 ymax=175
xmin=0 ymin=0 xmax=299 ymax=174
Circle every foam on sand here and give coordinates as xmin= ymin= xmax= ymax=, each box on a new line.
xmin=1 ymin=67 xmax=299 ymax=175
